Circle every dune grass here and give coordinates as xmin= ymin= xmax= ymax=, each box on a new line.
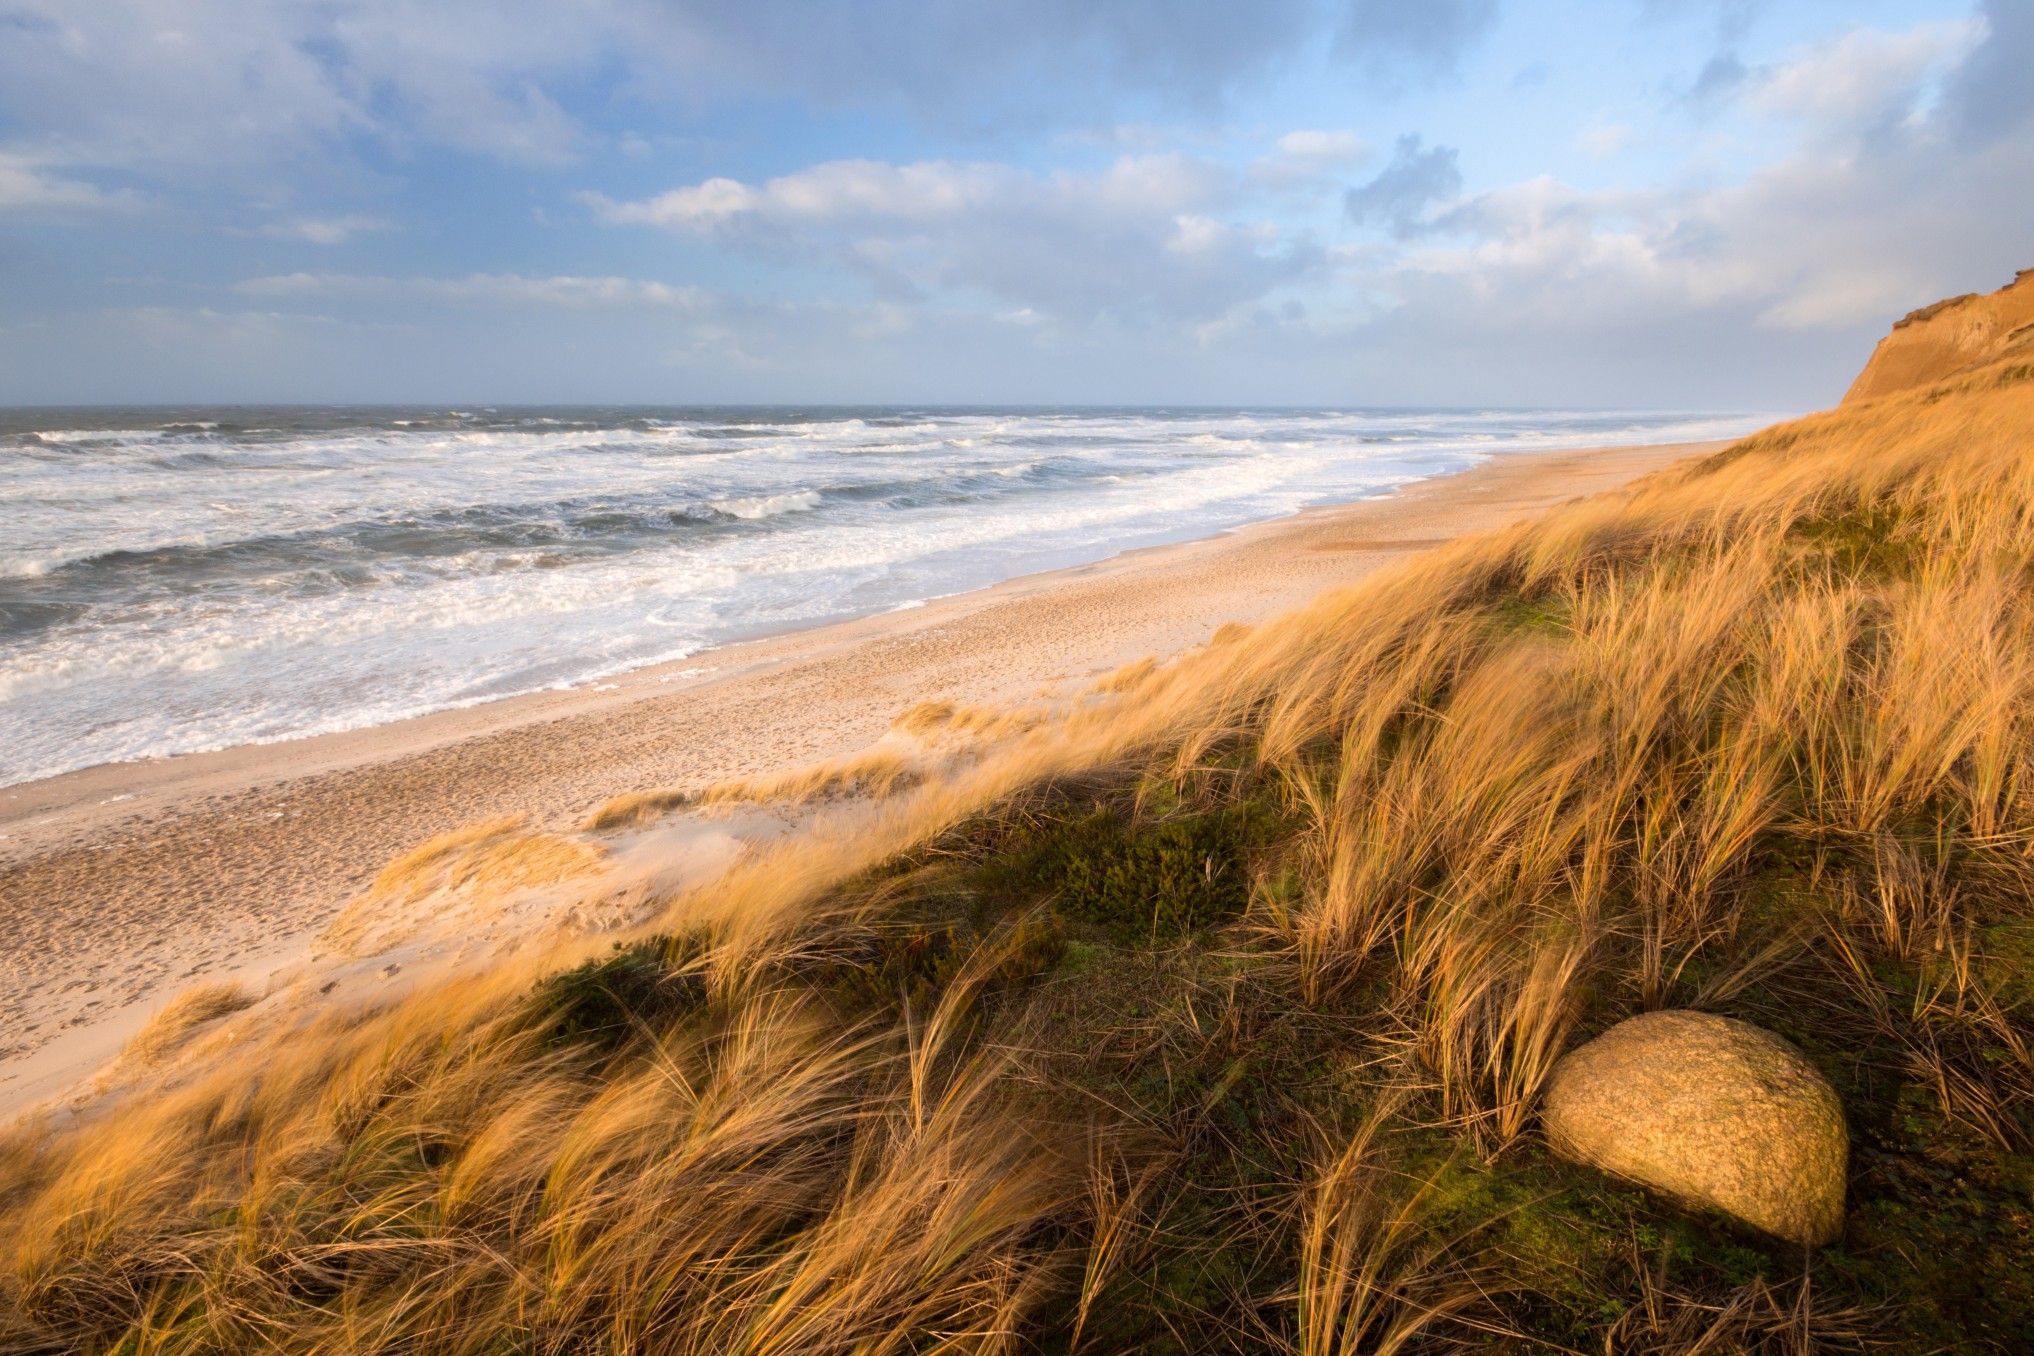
xmin=893 ymin=697 xmax=1044 ymax=744
xmin=5 ymin=348 xmax=2034 ymax=1350
xmin=581 ymin=784 xmax=695 ymax=832
xmin=319 ymin=815 xmax=607 ymax=955
xmin=112 ymin=983 xmax=258 ymax=1074
xmin=583 ymin=745 xmax=943 ymax=834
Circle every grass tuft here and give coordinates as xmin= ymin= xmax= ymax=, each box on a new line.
xmin=115 ymin=982 xmax=256 ymax=1070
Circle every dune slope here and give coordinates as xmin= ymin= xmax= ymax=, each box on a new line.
xmin=5 ymin=297 xmax=2034 ymax=1351
xmin=1844 ymin=266 xmax=2034 ymax=404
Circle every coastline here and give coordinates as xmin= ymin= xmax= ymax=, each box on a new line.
xmin=0 ymin=437 xmax=1728 ymax=1115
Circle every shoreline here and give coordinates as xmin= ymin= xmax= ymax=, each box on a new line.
xmin=0 ymin=437 xmax=1729 ymax=1116
xmin=0 ymin=435 xmax=1717 ymax=849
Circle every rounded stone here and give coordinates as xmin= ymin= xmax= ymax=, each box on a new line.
xmin=1541 ymin=1009 xmax=1848 ymax=1246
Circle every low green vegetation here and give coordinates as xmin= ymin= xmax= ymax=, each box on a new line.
xmin=1789 ymin=501 xmax=1920 ymax=577
xmin=523 ymin=936 xmax=708 ymax=1050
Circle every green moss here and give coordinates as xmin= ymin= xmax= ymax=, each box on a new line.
xmin=1790 ymin=501 xmax=1919 ymax=577
xmin=1388 ymin=1125 xmax=1792 ymax=1346
xmin=522 ymin=935 xmax=705 ymax=1050
xmin=1980 ymin=919 xmax=2034 ymax=1009
xmin=991 ymin=798 xmax=1289 ymax=945
xmin=1832 ymin=1092 xmax=2034 ymax=1349
xmin=1486 ymin=593 xmax=1571 ymax=636
xmin=1726 ymin=934 xmax=2034 ymax=1350
xmin=1011 ymin=947 xmax=1353 ymax=1353
xmin=821 ymin=911 xmax=1067 ymax=1015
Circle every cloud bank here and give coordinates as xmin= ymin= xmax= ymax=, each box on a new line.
xmin=2 ymin=1 xmax=2030 ymax=407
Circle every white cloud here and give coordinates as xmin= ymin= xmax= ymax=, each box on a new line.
xmin=1252 ymin=129 xmax=1372 ymax=190
xmin=110 ymin=306 xmax=364 ymax=334
xmin=0 ymin=152 xmax=135 ymax=213
xmin=235 ymin=272 xmax=711 ymax=309
xmin=1747 ymin=18 xmax=1984 ymax=129
xmin=1275 ymin=129 xmax=1370 ymax=167
xmin=585 ymin=155 xmax=1229 ymax=233
xmin=1576 ymin=123 xmax=1634 ymax=157
xmin=1754 ymin=272 xmax=1930 ymax=330
xmin=1337 ymin=0 xmax=1500 ymax=83
xmin=0 ymin=0 xmax=1532 ymax=221
xmin=587 ymin=154 xmax=1314 ymax=325
xmin=1328 ymin=10 xmax=2034 ymax=407
xmin=0 ymin=0 xmax=600 ymax=184
xmin=0 ymin=0 xmax=1449 ymax=193
xmin=564 ymin=7 xmax=2033 ymax=404
xmin=5 ymin=3 xmax=2028 ymax=410
xmin=256 ymin=215 xmax=394 ymax=246
xmin=584 ymin=160 xmax=1011 ymax=230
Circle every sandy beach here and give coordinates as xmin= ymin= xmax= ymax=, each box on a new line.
xmin=0 ymin=438 xmax=1723 ymax=1116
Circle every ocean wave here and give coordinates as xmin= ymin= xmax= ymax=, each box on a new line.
xmin=709 ymin=489 xmax=823 ymax=520
xmin=25 ymin=428 xmax=167 ymax=445
xmin=0 ymin=403 xmax=1779 ymax=786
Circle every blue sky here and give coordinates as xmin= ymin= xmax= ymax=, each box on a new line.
xmin=1 ymin=0 xmax=2028 ymax=408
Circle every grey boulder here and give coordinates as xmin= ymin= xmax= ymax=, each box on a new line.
xmin=1541 ymin=1009 xmax=1848 ymax=1246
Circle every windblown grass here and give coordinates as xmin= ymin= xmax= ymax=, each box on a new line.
xmin=893 ymin=697 xmax=1044 ymax=745
xmin=699 ymin=747 xmax=922 ymax=806
xmin=586 ymin=746 xmax=938 ymax=833
xmin=357 ymin=815 xmax=602 ymax=905
xmin=113 ymin=983 xmax=257 ymax=1072
xmin=581 ymin=784 xmax=693 ymax=832
xmin=6 ymin=340 xmax=2034 ymax=1351
xmin=1091 ymin=655 xmax=1159 ymax=694
xmin=320 ymin=815 xmax=606 ymax=955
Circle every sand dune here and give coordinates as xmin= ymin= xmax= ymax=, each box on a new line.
xmin=8 ymin=287 xmax=2033 ymax=1350
xmin=0 ymin=438 xmax=1718 ymax=1117
xmin=1844 ymin=266 xmax=2034 ymax=403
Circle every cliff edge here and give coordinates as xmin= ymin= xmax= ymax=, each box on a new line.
xmin=1843 ymin=268 xmax=2034 ymax=404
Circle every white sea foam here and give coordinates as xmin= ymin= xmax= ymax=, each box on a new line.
xmin=710 ymin=488 xmax=823 ymax=519
xmin=30 ymin=428 xmax=167 ymax=443
xmin=0 ymin=405 xmax=1778 ymax=786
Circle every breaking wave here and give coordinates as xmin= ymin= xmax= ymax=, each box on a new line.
xmin=0 ymin=404 xmax=1775 ymax=785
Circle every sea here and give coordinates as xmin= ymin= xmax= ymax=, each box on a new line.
xmin=0 ymin=405 xmax=1773 ymax=788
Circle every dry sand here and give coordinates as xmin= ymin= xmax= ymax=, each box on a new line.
xmin=0 ymin=438 xmax=1724 ymax=1117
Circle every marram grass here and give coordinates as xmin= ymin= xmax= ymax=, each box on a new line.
xmin=6 ymin=352 xmax=2034 ymax=1351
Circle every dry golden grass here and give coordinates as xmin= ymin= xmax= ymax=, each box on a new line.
xmin=6 ymin=331 xmax=2034 ymax=1351
xmin=698 ymin=746 xmax=923 ymax=806
xmin=321 ymin=815 xmax=606 ymax=954
xmin=365 ymin=815 xmax=603 ymax=903
xmin=894 ymin=696 xmax=965 ymax=736
xmin=586 ymin=747 xmax=932 ymax=830
xmin=1209 ymin=620 xmax=1255 ymax=647
xmin=1294 ymin=1103 xmax=1490 ymax=1356
xmin=582 ymin=784 xmax=693 ymax=832
xmin=113 ymin=983 xmax=257 ymax=1071
xmin=893 ymin=697 xmax=1044 ymax=745
xmin=1090 ymin=655 xmax=1159 ymax=694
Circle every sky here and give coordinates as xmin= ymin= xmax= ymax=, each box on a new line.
xmin=0 ymin=0 xmax=2029 ymax=410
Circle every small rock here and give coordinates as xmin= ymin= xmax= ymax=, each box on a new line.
xmin=1541 ymin=1009 xmax=1847 ymax=1246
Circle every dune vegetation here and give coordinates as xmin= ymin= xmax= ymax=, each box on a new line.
xmin=5 ymin=291 xmax=2034 ymax=1352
